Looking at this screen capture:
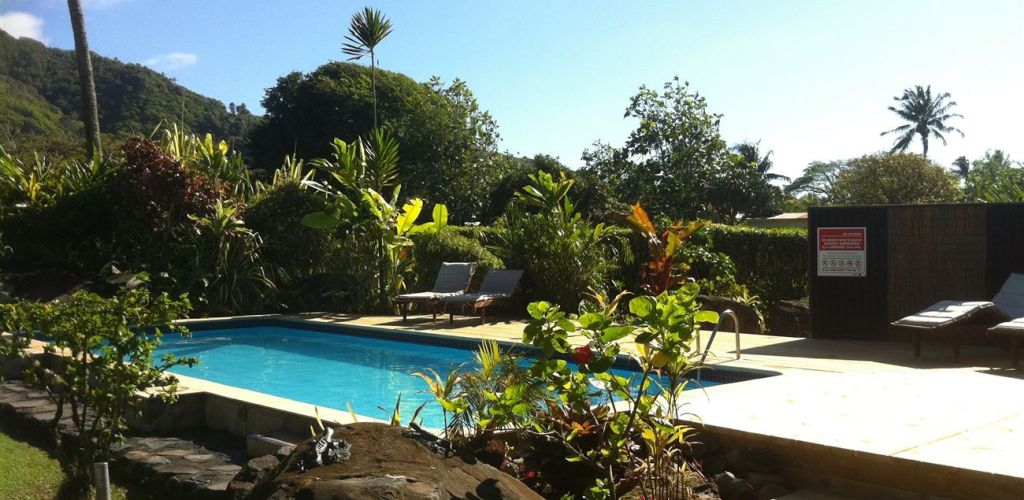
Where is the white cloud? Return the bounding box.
[0,11,46,43]
[144,52,198,71]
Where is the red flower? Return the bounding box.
[571,345,595,365]
[526,470,538,480]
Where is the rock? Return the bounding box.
[274,445,295,461]
[236,455,281,483]
[758,483,792,500]
[713,472,756,500]
[248,422,540,500]
[768,299,810,337]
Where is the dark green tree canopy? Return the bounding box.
[581,77,779,222]
[249,62,500,222]
[831,153,960,205]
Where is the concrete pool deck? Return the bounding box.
[289,313,1024,499]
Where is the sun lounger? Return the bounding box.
[988,318,1024,367]
[892,272,1024,361]
[442,269,524,324]
[394,262,475,321]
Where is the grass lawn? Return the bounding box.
[0,420,128,499]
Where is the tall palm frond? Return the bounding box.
[732,141,790,182]
[341,7,393,130]
[881,85,964,158]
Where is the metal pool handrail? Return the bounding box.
[697,309,740,364]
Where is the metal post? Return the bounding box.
[93,462,110,500]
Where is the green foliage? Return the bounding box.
[301,132,424,310]
[247,182,336,284]
[494,171,626,311]
[0,31,258,154]
[483,154,621,224]
[178,201,275,315]
[581,77,779,222]
[424,289,711,497]
[962,150,1023,202]
[785,160,844,204]
[704,224,808,304]
[831,153,960,205]
[250,63,500,222]
[0,145,109,215]
[409,229,503,291]
[0,285,194,493]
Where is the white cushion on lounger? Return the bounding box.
[443,293,511,304]
[893,300,995,328]
[395,291,463,301]
[989,317,1024,336]
[993,273,1024,319]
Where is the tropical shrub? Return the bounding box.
[247,182,336,283]
[704,224,808,304]
[108,137,221,268]
[0,285,195,496]
[301,131,427,311]
[409,229,503,291]
[424,287,717,498]
[831,153,960,205]
[493,171,625,311]
[623,203,704,294]
[176,201,275,316]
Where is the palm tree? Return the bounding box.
[881,85,963,158]
[952,156,970,181]
[342,7,393,130]
[732,142,790,182]
[66,0,102,160]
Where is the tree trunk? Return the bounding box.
[370,49,378,131]
[921,134,929,159]
[67,0,102,160]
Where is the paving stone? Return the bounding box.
[154,464,201,475]
[184,453,216,463]
[23,390,49,398]
[2,383,28,392]
[9,398,50,409]
[157,449,194,457]
[209,464,242,473]
[125,450,150,461]
[207,481,230,491]
[143,456,171,465]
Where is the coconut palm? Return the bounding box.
[732,142,790,182]
[342,7,393,130]
[881,85,963,158]
[66,0,102,160]
[952,156,970,181]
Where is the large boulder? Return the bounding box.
[247,422,541,500]
[697,295,763,334]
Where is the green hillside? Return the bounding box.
[0,31,259,155]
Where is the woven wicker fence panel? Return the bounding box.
[887,205,987,322]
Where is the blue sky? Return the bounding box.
[2,0,1022,179]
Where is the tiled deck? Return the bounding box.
[295,313,1024,500]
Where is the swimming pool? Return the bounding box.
[156,320,765,428]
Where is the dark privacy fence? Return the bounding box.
[808,204,1024,340]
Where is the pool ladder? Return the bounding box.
[696,309,741,365]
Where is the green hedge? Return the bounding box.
[410,229,503,291]
[704,224,808,304]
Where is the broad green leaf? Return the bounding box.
[300,212,342,229]
[629,296,657,317]
[694,310,720,324]
[600,325,633,343]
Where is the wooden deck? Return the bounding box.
[294,312,1024,499]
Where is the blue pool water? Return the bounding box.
[155,325,720,428]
